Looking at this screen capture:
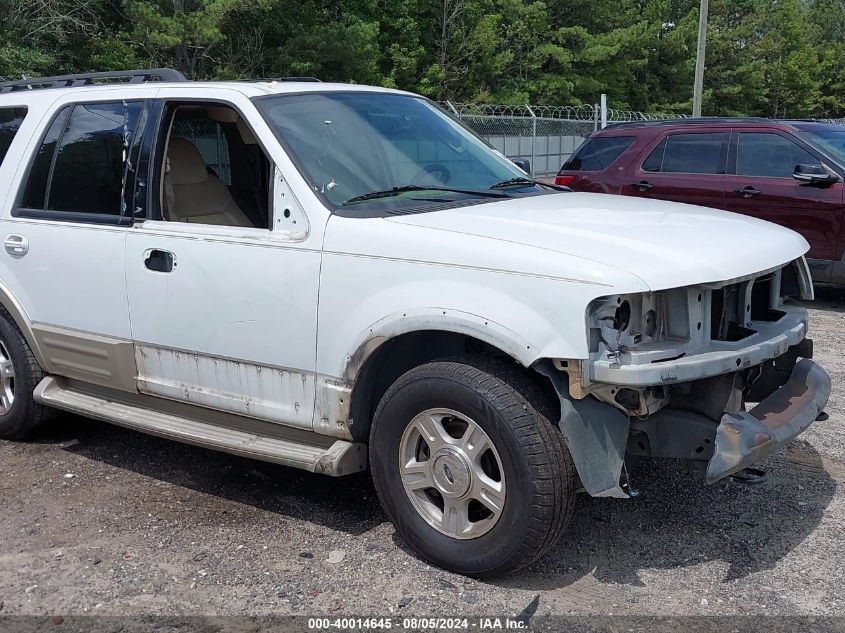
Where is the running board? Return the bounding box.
[34,376,366,476]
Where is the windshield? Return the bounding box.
[799,127,845,165]
[254,92,533,212]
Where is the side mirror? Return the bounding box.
[793,163,840,185]
[512,158,531,174]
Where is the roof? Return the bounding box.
[603,117,842,131]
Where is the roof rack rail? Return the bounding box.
[604,117,774,129]
[0,68,186,94]
[233,76,322,84]
[254,77,322,83]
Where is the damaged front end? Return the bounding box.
[541,257,831,498]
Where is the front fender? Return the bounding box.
[315,249,643,384]
[340,307,538,383]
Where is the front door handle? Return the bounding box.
[144,249,175,273]
[734,186,761,198]
[632,180,654,192]
[4,234,28,257]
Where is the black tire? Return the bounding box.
[369,356,576,577]
[0,308,52,440]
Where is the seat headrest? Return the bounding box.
[207,106,239,124]
[167,138,209,185]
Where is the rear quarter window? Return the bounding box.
[0,107,27,167]
[562,136,635,171]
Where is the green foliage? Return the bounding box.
[1,0,844,117]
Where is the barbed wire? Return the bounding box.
[443,102,845,124]
[441,101,690,122]
[443,103,596,120]
[605,108,691,121]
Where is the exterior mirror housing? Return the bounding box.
[793,163,840,185]
[512,158,531,174]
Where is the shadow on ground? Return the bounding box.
[496,440,836,590]
[34,414,385,537]
[809,285,845,313]
[32,412,836,590]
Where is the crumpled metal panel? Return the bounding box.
[538,365,631,498]
[707,358,831,483]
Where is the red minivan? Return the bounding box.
[555,119,845,284]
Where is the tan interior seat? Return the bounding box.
[164,138,253,227]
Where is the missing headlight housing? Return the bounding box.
[586,257,809,359]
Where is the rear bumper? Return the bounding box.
[706,358,831,483]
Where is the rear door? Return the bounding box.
[0,96,152,391]
[724,129,844,277]
[556,134,637,193]
[623,130,728,209]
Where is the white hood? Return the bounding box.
[386,192,810,291]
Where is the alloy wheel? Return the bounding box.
[398,408,506,539]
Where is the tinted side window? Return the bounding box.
[642,138,666,172]
[563,136,635,171]
[21,102,142,216]
[50,103,142,214]
[736,132,819,178]
[0,107,27,166]
[21,108,71,210]
[643,133,724,174]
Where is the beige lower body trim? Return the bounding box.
[32,324,137,392]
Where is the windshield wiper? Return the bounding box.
[489,177,570,191]
[342,185,511,206]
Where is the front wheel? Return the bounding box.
[369,357,575,577]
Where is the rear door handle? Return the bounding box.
[144,249,175,273]
[734,186,761,198]
[632,180,654,192]
[4,234,28,257]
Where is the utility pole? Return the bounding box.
[600,93,607,129]
[692,0,709,117]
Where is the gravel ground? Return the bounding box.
[1,290,844,620]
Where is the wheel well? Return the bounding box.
[348,330,559,441]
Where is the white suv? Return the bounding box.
[0,69,830,577]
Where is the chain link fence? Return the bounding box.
[443,101,689,177]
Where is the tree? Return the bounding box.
[756,0,821,117]
[806,0,845,117]
[0,0,105,78]
[0,0,843,117]
[123,0,264,79]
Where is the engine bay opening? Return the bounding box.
[581,258,813,392]
[750,274,786,323]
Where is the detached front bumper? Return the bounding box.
[706,358,831,482]
[543,345,830,498]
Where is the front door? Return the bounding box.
[724,130,845,281]
[124,94,321,430]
